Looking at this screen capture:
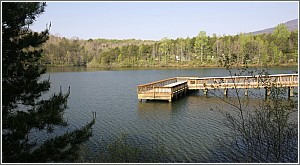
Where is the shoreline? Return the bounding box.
[45,63,298,69]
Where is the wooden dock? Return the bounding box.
[137,74,298,102]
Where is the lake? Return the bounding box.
[41,66,298,162]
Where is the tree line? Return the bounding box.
[41,24,298,68]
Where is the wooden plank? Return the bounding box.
[164,81,187,87]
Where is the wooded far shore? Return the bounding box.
[41,23,298,69]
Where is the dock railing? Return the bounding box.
[137,77,177,94]
[187,74,298,90]
[137,74,298,101]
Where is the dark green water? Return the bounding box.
[39,66,297,162]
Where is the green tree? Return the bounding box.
[185,36,193,62]
[159,37,171,65]
[256,36,267,65]
[244,39,257,64]
[268,42,279,64]
[2,2,94,162]
[177,37,185,62]
[272,23,291,53]
[236,33,249,64]
[288,30,298,63]
[194,31,208,63]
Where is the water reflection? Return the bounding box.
[138,101,173,120]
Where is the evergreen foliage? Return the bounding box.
[2,2,94,162]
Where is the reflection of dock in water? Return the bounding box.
[137,101,173,120]
[138,101,173,111]
[137,74,298,102]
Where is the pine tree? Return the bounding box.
[2,2,94,162]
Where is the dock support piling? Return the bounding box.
[204,89,208,96]
[245,88,248,96]
[92,111,96,120]
[288,87,294,97]
[265,87,271,98]
[224,88,228,97]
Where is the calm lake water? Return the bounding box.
[41,66,298,162]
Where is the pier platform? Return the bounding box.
[137,74,298,102]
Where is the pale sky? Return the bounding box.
[30,1,299,40]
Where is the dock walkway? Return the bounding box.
[137,74,298,102]
[164,81,186,87]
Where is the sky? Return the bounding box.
[30,1,299,41]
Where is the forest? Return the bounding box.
[41,23,298,68]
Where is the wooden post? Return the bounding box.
[288,87,294,97]
[265,87,270,98]
[279,76,282,87]
[92,111,96,120]
[224,88,228,97]
[245,88,248,96]
[204,88,208,96]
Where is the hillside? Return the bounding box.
[250,19,298,35]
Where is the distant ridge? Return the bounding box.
[248,19,298,35]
